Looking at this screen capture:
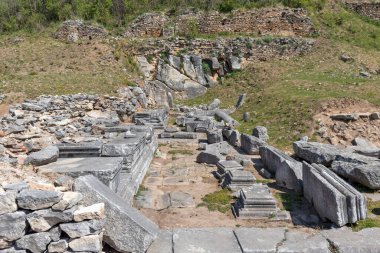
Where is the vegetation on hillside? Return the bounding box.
[0,0,324,33]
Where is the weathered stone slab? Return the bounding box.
[0,191,17,215]
[278,231,330,253]
[234,227,285,253]
[74,175,158,253]
[241,134,267,155]
[331,153,380,190]
[147,230,173,253]
[17,190,63,210]
[173,228,241,253]
[303,162,366,226]
[0,211,26,242]
[322,227,380,253]
[39,157,123,192]
[170,192,195,208]
[259,146,302,192]
[293,141,345,166]
[24,146,59,166]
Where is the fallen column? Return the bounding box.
[302,162,366,226]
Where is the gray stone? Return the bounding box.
[52,192,83,211]
[278,231,330,253]
[2,182,28,192]
[243,112,250,122]
[68,234,102,252]
[147,230,172,253]
[26,208,74,232]
[323,228,380,253]
[183,55,197,81]
[191,55,207,86]
[234,227,285,253]
[235,93,246,109]
[352,137,377,148]
[252,126,269,142]
[196,149,224,165]
[227,56,241,71]
[136,56,154,80]
[241,134,267,155]
[0,247,26,253]
[74,175,158,253]
[370,112,380,120]
[228,130,240,147]
[293,141,345,166]
[16,232,52,253]
[168,55,182,71]
[222,170,256,191]
[47,240,68,253]
[24,146,59,166]
[207,98,221,110]
[173,228,241,253]
[206,129,223,144]
[48,226,61,242]
[331,153,380,189]
[216,160,243,179]
[331,113,360,121]
[21,103,43,111]
[17,190,63,210]
[0,212,26,242]
[215,109,239,127]
[303,162,366,226]
[73,203,105,222]
[0,192,17,215]
[259,146,302,192]
[172,132,197,139]
[60,220,105,238]
[170,192,195,208]
[38,157,123,192]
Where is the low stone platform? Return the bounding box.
[133,108,168,129]
[215,160,243,179]
[38,157,123,192]
[233,184,288,220]
[57,141,102,158]
[222,170,256,191]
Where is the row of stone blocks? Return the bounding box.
[0,181,105,253]
[147,227,380,253]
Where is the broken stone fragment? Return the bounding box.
[0,211,26,242]
[68,234,103,252]
[47,239,68,253]
[60,219,105,238]
[24,146,59,166]
[73,203,105,222]
[0,191,17,215]
[26,207,75,232]
[252,126,269,142]
[17,189,63,210]
[52,192,82,211]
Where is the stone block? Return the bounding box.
[47,240,68,253]
[206,129,223,144]
[24,146,59,166]
[60,220,105,238]
[26,208,74,232]
[74,175,158,253]
[68,234,103,252]
[173,228,241,253]
[147,230,173,253]
[0,191,17,215]
[252,126,269,142]
[17,190,63,210]
[277,231,330,253]
[259,146,302,192]
[234,227,285,253]
[241,134,267,155]
[0,212,26,242]
[73,203,105,222]
[293,141,345,166]
[16,232,52,253]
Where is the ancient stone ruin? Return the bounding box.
[53,20,108,42]
[345,1,380,21]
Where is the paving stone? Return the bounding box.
[173,228,241,253]
[16,232,52,253]
[323,227,380,253]
[60,219,105,238]
[38,157,124,192]
[17,189,63,210]
[147,230,173,253]
[47,240,68,253]
[234,227,285,253]
[277,231,330,253]
[0,211,26,241]
[73,203,105,222]
[170,192,195,208]
[68,234,102,252]
[52,192,83,211]
[74,175,158,253]
[0,191,17,215]
[163,176,189,186]
[26,207,74,232]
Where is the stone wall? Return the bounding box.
[54,20,108,42]
[125,8,315,38]
[345,1,380,20]
[0,182,105,252]
[133,37,315,61]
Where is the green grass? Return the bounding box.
[198,189,233,213]
[352,200,380,231]
[256,179,276,184]
[275,192,303,211]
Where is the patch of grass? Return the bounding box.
[275,192,303,211]
[352,200,380,231]
[256,179,275,184]
[198,189,233,213]
[135,184,148,198]
[168,149,194,156]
